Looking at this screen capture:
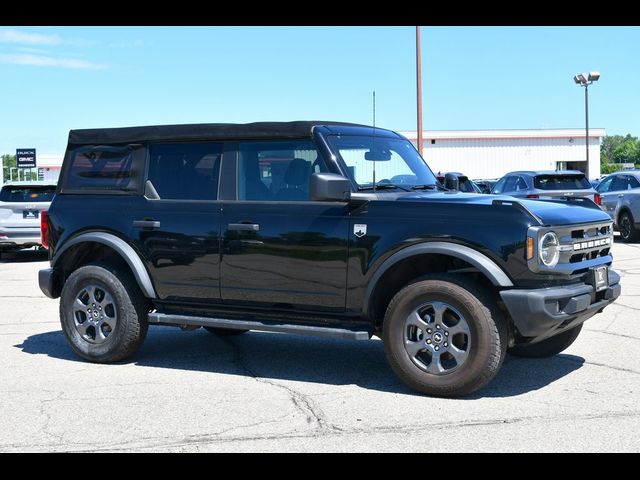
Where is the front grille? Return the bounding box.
[528,221,613,275]
[559,223,612,266]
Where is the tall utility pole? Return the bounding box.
[416,26,423,155]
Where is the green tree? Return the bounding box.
[600,163,625,174]
[600,134,640,174]
[613,137,640,165]
[600,135,626,163]
[1,154,16,182]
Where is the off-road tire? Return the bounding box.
[383,274,508,397]
[60,262,148,363]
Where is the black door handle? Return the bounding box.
[133,220,161,229]
[228,223,260,232]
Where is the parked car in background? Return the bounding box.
[490,170,597,201]
[0,181,56,258]
[436,172,482,193]
[473,179,498,194]
[595,170,640,242]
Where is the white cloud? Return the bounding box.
[15,46,50,55]
[0,53,107,70]
[0,29,61,46]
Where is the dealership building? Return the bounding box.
[400,128,605,181]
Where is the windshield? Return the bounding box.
[326,134,438,188]
[533,174,591,190]
[0,185,56,202]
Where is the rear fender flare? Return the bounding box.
[52,231,156,298]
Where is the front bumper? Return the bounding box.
[500,269,621,344]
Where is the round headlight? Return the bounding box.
[539,232,560,267]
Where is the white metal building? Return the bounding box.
[399,128,605,180]
[35,154,63,182]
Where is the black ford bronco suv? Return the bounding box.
[39,121,621,397]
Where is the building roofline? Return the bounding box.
[399,128,606,141]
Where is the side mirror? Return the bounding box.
[310,173,351,202]
[444,173,459,191]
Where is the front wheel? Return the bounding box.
[509,324,583,358]
[60,263,149,363]
[383,275,508,397]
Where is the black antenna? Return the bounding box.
[372,90,376,192]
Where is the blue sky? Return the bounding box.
[1,26,639,155]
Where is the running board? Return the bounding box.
[148,313,371,341]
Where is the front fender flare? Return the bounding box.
[363,241,513,316]
[52,231,157,299]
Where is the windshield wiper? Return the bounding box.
[358,183,412,192]
[411,184,447,191]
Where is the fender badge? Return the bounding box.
[354,224,367,238]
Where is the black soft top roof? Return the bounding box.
[67,121,377,145]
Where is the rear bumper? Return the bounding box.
[500,269,621,344]
[39,268,61,299]
[0,227,41,248]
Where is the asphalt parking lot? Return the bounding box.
[1,241,639,452]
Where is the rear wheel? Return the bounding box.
[509,324,583,358]
[618,211,640,242]
[203,326,249,336]
[60,263,149,363]
[383,275,508,397]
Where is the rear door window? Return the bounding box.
[533,174,591,190]
[62,145,144,193]
[0,185,56,202]
[147,143,222,200]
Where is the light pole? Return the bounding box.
[573,71,600,167]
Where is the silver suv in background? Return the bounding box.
[491,170,597,201]
[595,170,640,242]
[0,181,56,257]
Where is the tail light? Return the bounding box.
[40,210,50,249]
[594,193,602,206]
[526,194,539,199]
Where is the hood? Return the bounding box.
[395,192,611,226]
